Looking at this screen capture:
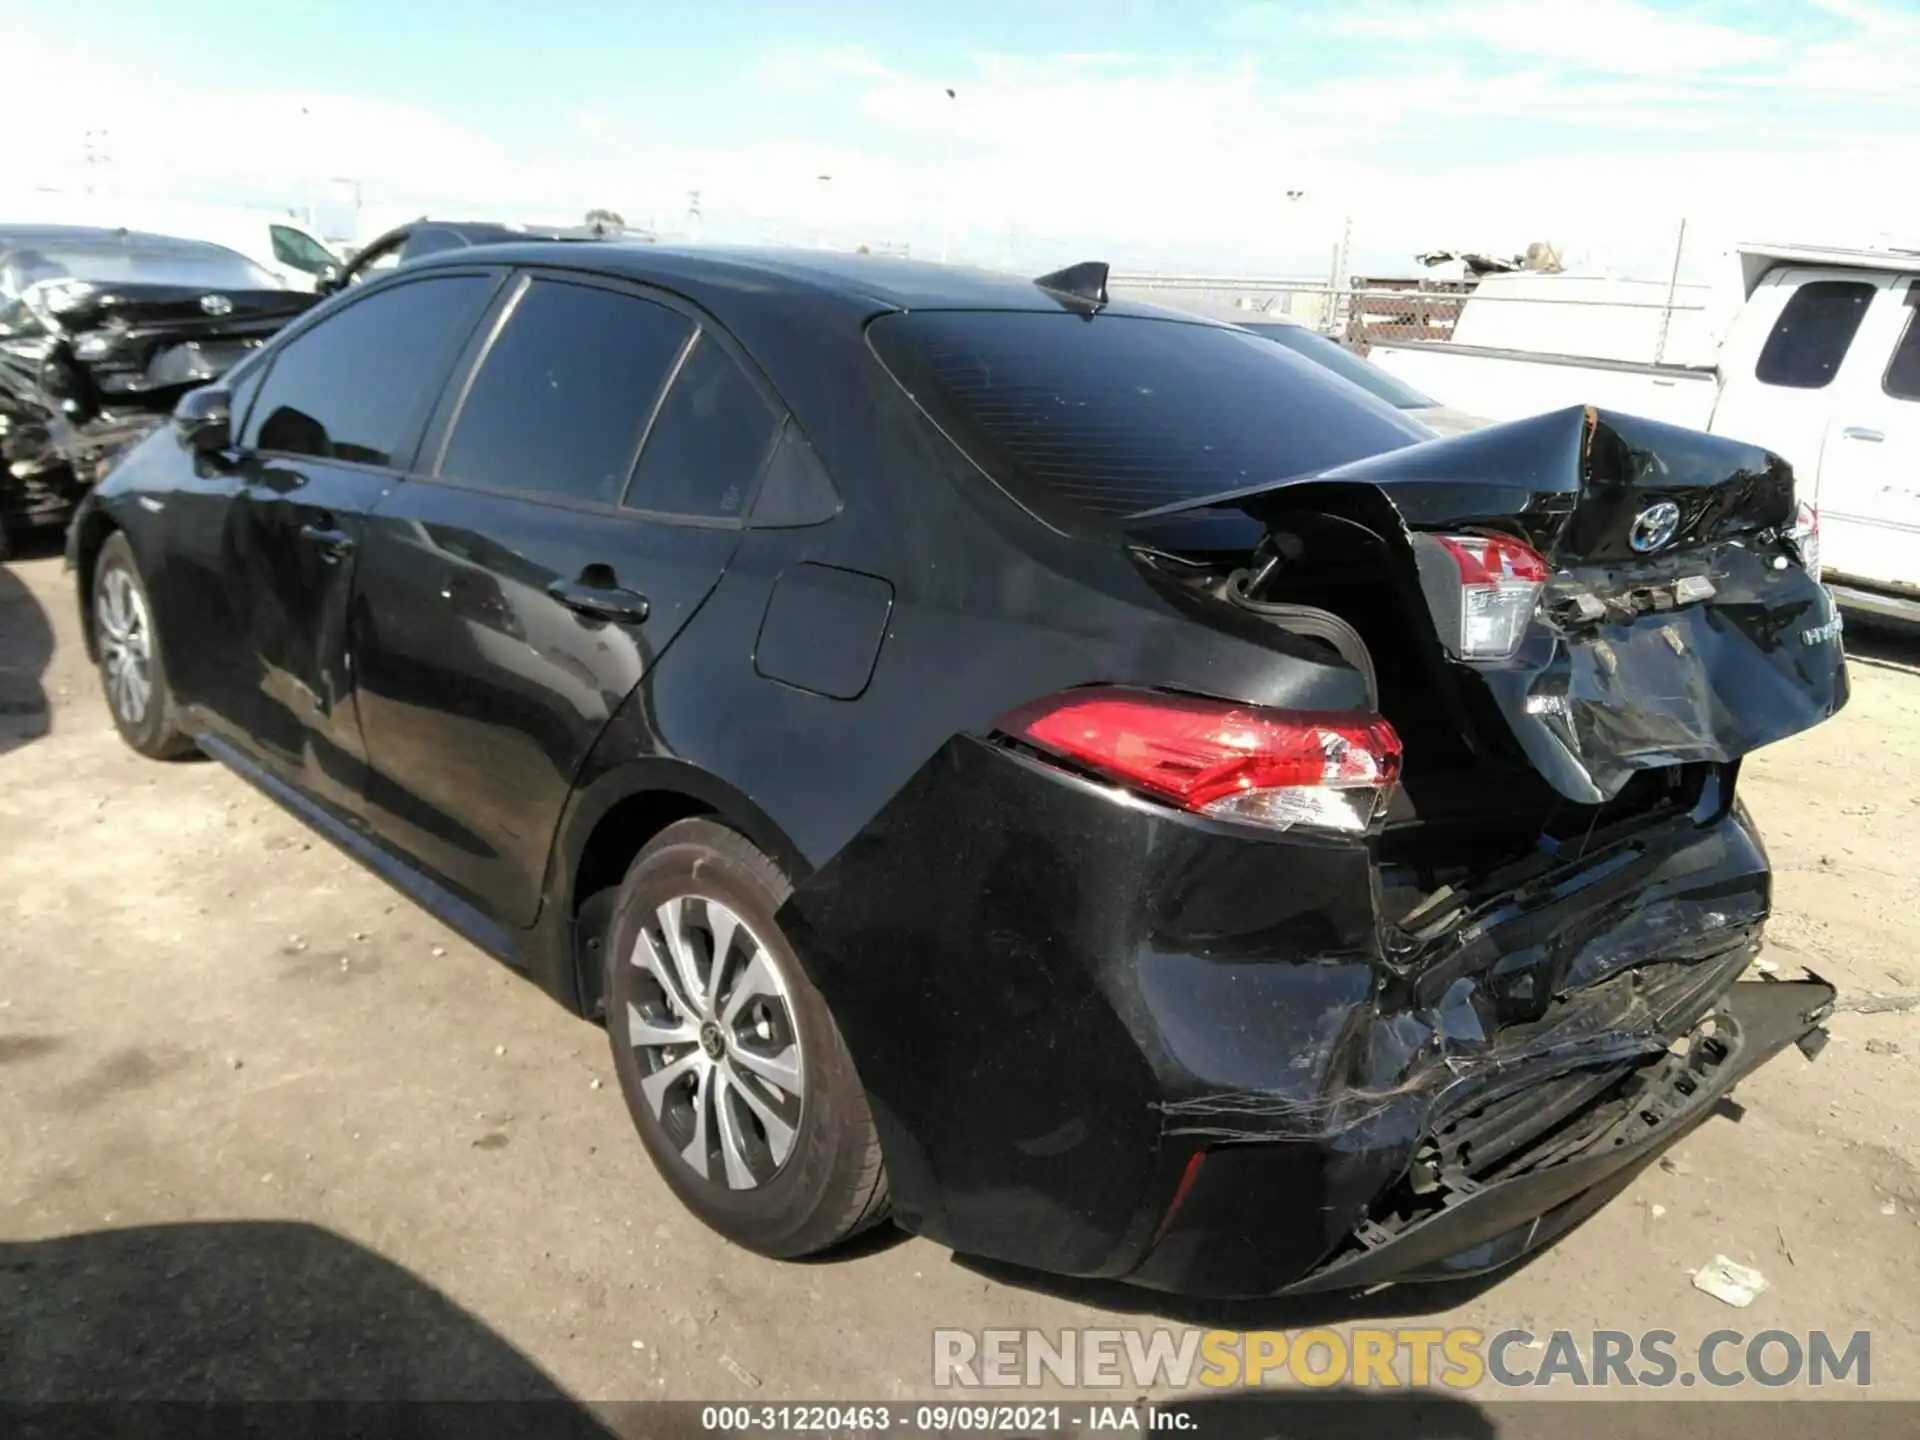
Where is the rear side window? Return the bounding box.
[270,225,336,274]
[1755,280,1874,390]
[1884,286,1920,402]
[868,311,1428,528]
[439,279,692,506]
[1247,323,1437,410]
[626,333,782,519]
[405,227,471,259]
[245,274,493,466]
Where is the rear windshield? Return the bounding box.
[1239,322,1438,410]
[0,240,281,295]
[869,310,1428,528]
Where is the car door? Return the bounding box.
[351,271,784,923]
[268,222,342,292]
[1806,276,1920,590]
[1710,269,1895,492]
[194,270,500,805]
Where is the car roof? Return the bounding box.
[0,224,245,258]
[410,220,581,244]
[406,241,1223,321]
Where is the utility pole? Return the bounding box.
[939,87,957,264]
[82,129,111,195]
[1329,212,1354,339]
[329,177,363,245]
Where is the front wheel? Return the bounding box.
[92,531,195,759]
[605,818,889,1257]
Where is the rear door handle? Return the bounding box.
[1842,426,1885,442]
[298,523,356,563]
[547,578,650,624]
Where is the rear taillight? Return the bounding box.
[1001,687,1401,834]
[1790,500,1820,577]
[1430,533,1549,660]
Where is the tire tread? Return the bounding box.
[94,531,196,761]
[617,819,891,1253]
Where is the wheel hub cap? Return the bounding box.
[96,567,154,726]
[624,895,805,1191]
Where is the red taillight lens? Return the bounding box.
[1002,687,1401,834]
[1431,532,1549,660]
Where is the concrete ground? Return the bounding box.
[3,541,1918,1417]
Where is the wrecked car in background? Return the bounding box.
[70,248,1843,1297]
[320,216,641,294]
[0,225,314,554]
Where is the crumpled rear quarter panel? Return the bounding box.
[784,737,1782,1293]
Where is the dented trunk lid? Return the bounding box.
[1130,405,1849,803]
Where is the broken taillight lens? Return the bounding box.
[1001,687,1402,834]
[1790,500,1820,578]
[1431,532,1550,660]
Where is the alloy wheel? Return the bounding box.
[625,894,805,1190]
[97,567,153,726]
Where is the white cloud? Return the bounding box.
[1321,0,1783,74]
[4,4,1915,280]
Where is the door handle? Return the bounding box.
[1842,426,1885,442]
[547,578,650,624]
[298,523,356,563]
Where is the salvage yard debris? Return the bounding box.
[1692,1256,1770,1308]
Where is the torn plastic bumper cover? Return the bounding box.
[1273,974,1833,1293]
[785,735,1833,1298]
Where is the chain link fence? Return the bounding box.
[1109,273,1476,348]
[1107,218,1720,361]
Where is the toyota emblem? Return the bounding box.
[199,293,234,317]
[1629,500,1682,553]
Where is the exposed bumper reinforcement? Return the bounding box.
[1279,976,1835,1294]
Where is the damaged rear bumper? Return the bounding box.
[1277,975,1832,1293]
[786,738,1830,1298]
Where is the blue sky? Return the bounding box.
[5,1,1918,275]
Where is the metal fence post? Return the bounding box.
[1654,217,1688,365]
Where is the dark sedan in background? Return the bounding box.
[67,245,1841,1296]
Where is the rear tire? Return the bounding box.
[605,818,890,1257]
[92,531,195,760]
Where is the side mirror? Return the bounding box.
[172,386,231,455]
[315,260,346,295]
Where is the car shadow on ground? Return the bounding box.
[0,1219,615,1433]
[0,533,58,758]
[1843,617,1920,676]
[949,1225,1570,1334]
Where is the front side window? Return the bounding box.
[244,274,493,466]
[626,333,782,519]
[438,279,692,505]
[1755,280,1875,390]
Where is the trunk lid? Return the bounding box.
[1127,405,1848,805]
[27,281,317,334]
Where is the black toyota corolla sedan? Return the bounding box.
[68,244,1844,1297]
